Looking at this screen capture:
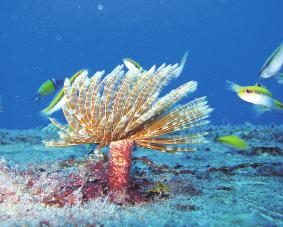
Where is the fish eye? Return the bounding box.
[245,89,252,94]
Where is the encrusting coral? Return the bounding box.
[43,54,212,202]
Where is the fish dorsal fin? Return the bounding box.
[253,85,273,97]
[255,83,264,87]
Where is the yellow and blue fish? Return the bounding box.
[34,78,62,102]
[42,53,188,117]
[227,81,283,115]
[41,70,87,116]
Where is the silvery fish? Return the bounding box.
[259,43,283,79]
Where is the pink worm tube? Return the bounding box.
[108,140,134,195]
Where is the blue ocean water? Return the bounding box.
[1,2,283,225]
[0,0,282,129]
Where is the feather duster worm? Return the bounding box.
[44,57,213,201]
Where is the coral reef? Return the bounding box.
[0,124,283,225]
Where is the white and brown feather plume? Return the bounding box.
[44,60,212,153]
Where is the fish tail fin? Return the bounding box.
[33,94,41,102]
[226,80,243,92]
[39,95,65,118]
[39,108,51,118]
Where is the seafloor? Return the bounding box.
[0,124,283,226]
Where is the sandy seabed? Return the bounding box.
[0,124,282,226]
